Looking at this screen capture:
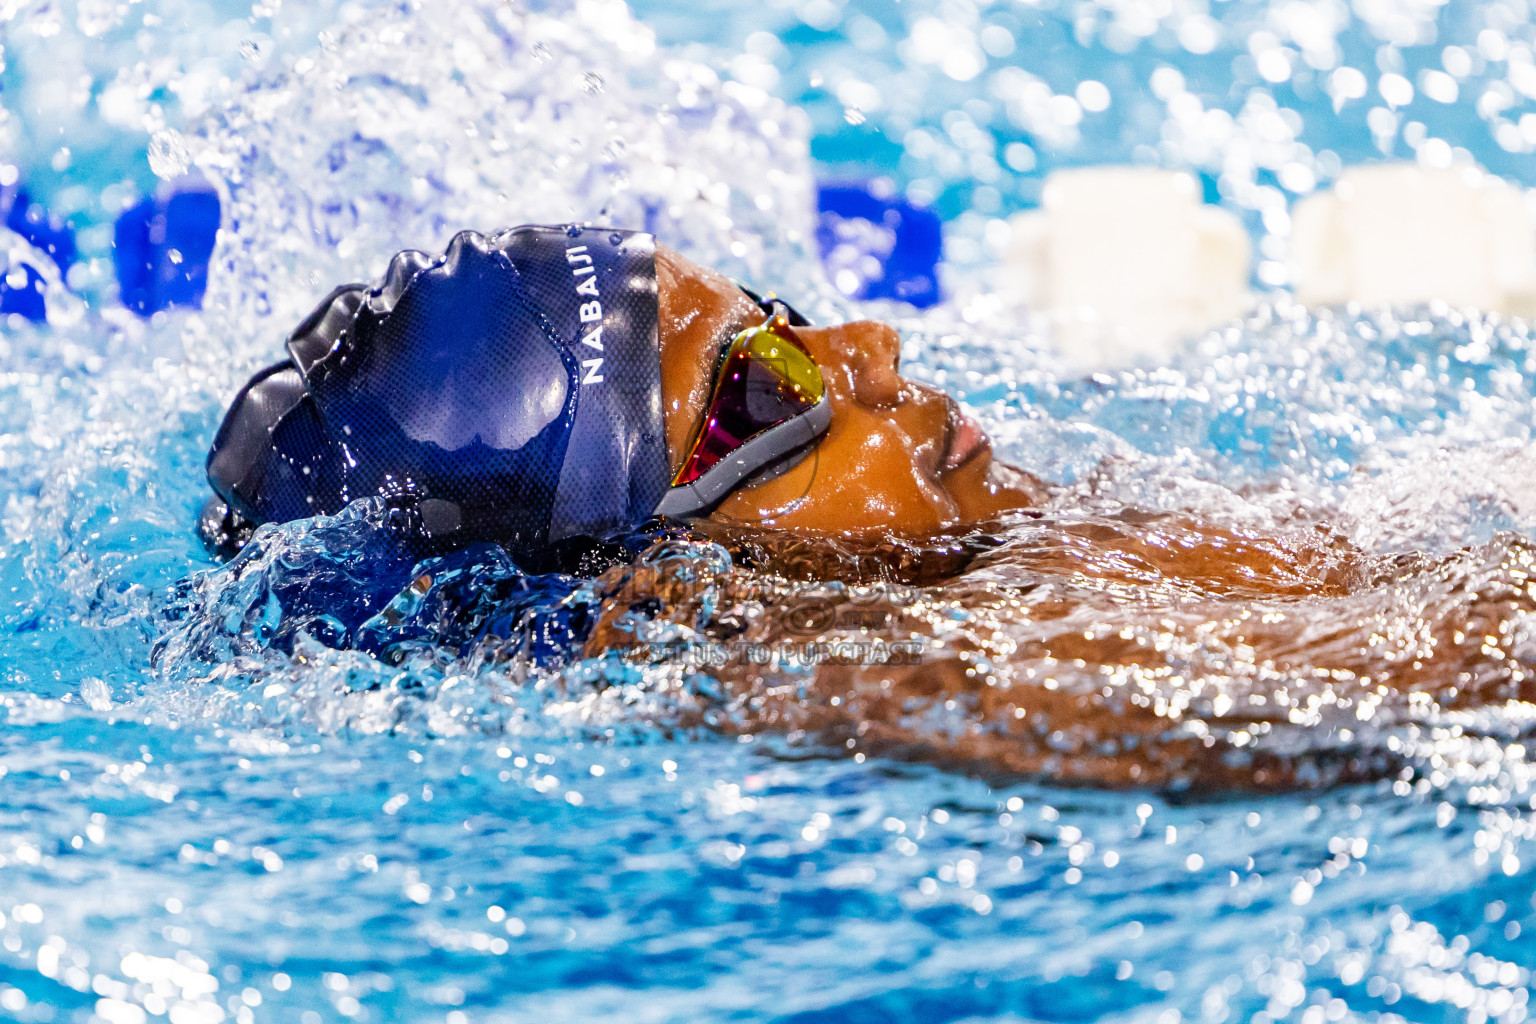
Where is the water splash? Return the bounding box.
[2,0,1535,1021]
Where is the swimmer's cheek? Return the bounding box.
[710,458,820,523]
[714,467,949,534]
[715,413,956,534]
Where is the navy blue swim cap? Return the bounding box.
[205,225,667,561]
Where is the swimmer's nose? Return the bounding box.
[808,319,903,407]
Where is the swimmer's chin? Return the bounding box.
[939,448,1051,524]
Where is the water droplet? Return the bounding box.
[566,225,583,238]
[581,71,604,95]
[147,129,190,179]
[529,42,550,63]
[239,39,260,63]
[609,233,623,245]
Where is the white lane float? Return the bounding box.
[1003,167,1253,371]
[1290,163,1536,318]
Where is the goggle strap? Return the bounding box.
[653,395,831,517]
[733,281,813,327]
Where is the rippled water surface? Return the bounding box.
[4,0,1536,1022]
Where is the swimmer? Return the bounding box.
[200,224,1046,559]
[202,225,1536,790]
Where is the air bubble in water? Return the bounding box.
[147,129,191,179]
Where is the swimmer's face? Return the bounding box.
[656,246,1043,536]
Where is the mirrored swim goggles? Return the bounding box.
[654,291,831,517]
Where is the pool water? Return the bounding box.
[3,0,1536,1022]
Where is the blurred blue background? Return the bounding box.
[6,0,1536,315]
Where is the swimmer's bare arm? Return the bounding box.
[576,538,1373,790]
[734,658,1362,790]
[580,514,1536,789]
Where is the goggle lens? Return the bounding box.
[672,316,825,487]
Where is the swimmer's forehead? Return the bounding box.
[655,243,762,380]
[654,245,766,471]
[655,243,761,340]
